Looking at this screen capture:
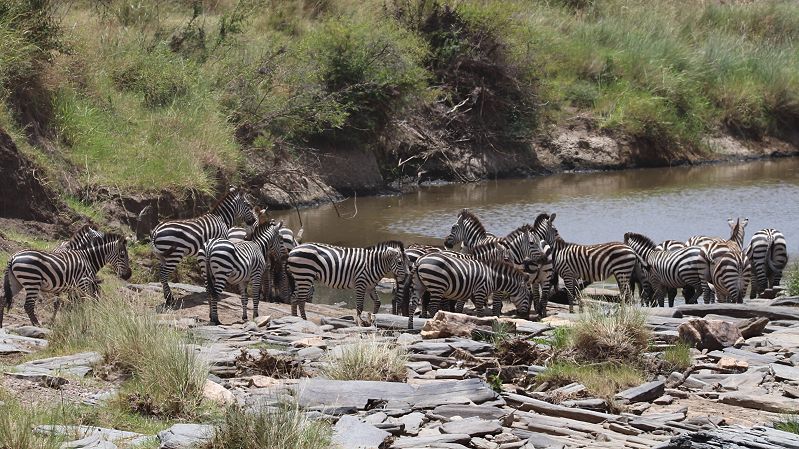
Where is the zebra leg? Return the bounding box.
[290,281,311,320]
[158,255,182,307]
[752,262,767,298]
[354,282,367,327]
[454,299,466,314]
[564,277,576,314]
[23,288,41,327]
[369,288,381,314]
[702,282,714,304]
[491,292,504,317]
[252,272,263,319]
[616,275,632,305]
[473,291,488,317]
[239,284,249,321]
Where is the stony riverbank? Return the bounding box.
[3,282,799,449]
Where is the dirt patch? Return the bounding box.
[1,374,117,408]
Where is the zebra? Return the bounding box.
[264,223,304,304]
[407,253,532,329]
[151,187,257,306]
[444,209,502,253]
[286,241,407,325]
[227,227,251,241]
[652,240,696,305]
[393,243,443,316]
[204,221,285,325]
[624,233,711,307]
[1,233,132,327]
[54,225,104,253]
[687,218,750,303]
[529,214,557,317]
[747,228,789,298]
[540,213,638,312]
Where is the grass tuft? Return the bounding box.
[785,263,799,297]
[537,361,645,399]
[207,404,331,449]
[775,414,799,435]
[0,400,60,449]
[572,304,650,363]
[321,334,408,382]
[663,340,693,371]
[48,289,208,418]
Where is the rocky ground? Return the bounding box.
[3,284,799,449]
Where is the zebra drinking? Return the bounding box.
[540,213,637,312]
[747,228,789,298]
[151,187,257,306]
[286,241,407,325]
[1,233,132,327]
[204,221,285,325]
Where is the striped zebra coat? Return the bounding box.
[686,218,750,303]
[542,213,638,312]
[287,241,407,325]
[624,233,711,307]
[264,224,304,304]
[747,228,789,298]
[54,225,104,253]
[408,253,532,329]
[1,234,131,327]
[151,187,257,306]
[653,240,696,305]
[530,214,558,317]
[394,243,443,316]
[204,221,285,325]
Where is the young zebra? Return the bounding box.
[542,213,638,312]
[53,225,104,253]
[686,218,749,303]
[286,241,407,325]
[624,233,710,307]
[1,233,131,327]
[204,221,285,325]
[747,228,789,298]
[407,254,532,329]
[151,187,257,306]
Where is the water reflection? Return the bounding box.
[272,158,799,256]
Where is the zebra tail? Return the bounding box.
[399,267,416,316]
[3,263,12,311]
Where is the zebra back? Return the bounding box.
[54,225,104,253]
[656,240,686,251]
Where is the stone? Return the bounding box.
[406,361,433,374]
[363,412,387,425]
[435,369,469,379]
[291,337,326,348]
[391,433,471,448]
[6,371,68,388]
[421,311,510,339]
[717,356,749,370]
[393,412,425,435]
[158,424,215,449]
[9,325,51,339]
[719,389,799,413]
[397,333,422,345]
[772,363,799,382]
[430,405,508,421]
[678,319,742,351]
[250,375,281,388]
[738,317,769,339]
[653,395,674,405]
[0,343,28,354]
[296,346,325,360]
[254,315,271,327]
[35,425,149,447]
[15,351,101,378]
[332,415,391,449]
[203,379,234,405]
[615,380,665,403]
[441,418,502,436]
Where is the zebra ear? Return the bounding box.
[741,217,749,226]
[229,186,237,193]
[727,217,735,227]
[549,212,557,223]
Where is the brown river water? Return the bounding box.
[272,158,799,307]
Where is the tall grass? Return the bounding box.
[785,263,799,297]
[663,340,693,371]
[537,362,645,399]
[48,289,208,418]
[571,304,650,363]
[0,400,60,449]
[207,404,331,449]
[321,335,408,382]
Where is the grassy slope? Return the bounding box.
[1,0,798,201]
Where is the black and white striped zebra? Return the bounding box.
[286,241,407,325]
[529,214,557,317]
[747,228,789,298]
[393,243,443,316]
[624,233,711,307]
[204,221,285,325]
[151,187,257,306]
[541,213,638,312]
[444,209,502,253]
[407,253,532,328]
[265,223,304,304]
[652,240,696,305]
[54,225,104,253]
[687,218,750,303]
[1,233,132,327]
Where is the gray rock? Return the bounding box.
[6,371,68,388]
[615,380,665,403]
[9,325,51,339]
[158,424,215,449]
[15,352,101,378]
[297,346,325,361]
[405,361,432,374]
[0,343,28,355]
[430,405,507,420]
[391,433,471,448]
[434,368,468,379]
[393,412,425,435]
[332,415,391,449]
[35,425,149,447]
[441,417,502,436]
[719,389,799,413]
[772,363,799,382]
[60,434,120,449]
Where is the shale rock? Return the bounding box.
[678,319,742,351]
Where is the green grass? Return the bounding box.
[785,263,799,297]
[321,335,408,382]
[48,288,208,418]
[63,196,105,223]
[0,398,60,449]
[207,404,332,449]
[663,340,693,371]
[571,303,650,363]
[537,361,645,399]
[775,414,799,435]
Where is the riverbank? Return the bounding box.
[2,283,799,448]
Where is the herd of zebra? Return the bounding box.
[0,187,790,329]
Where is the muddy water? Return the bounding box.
[273,158,799,307]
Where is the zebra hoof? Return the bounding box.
[210,318,221,326]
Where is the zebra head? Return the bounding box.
[253,220,286,259]
[103,234,133,281]
[726,217,749,249]
[444,209,485,250]
[542,212,560,246]
[215,187,259,227]
[376,240,407,282]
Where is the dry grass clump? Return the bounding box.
[207,404,331,449]
[321,335,408,382]
[537,362,645,400]
[48,289,208,418]
[571,304,650,363]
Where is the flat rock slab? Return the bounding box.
[8,325,52,339]
[430,404,507,421]
[657,424,799,449]
[61,435,120,449]
[158,424,215,449]
[391,433,471,448]
[296,378,496,412]
[333,415,391,449]
[706,347,778,366]
[676,303,799,321]
[15,352,101,377]
[5,371,68,388]
[0,342,28,354]
[772,363,799,382]
[616,380,665,403]
[35,425,149,447]
[409,339,493,356]
[441,418,502,436]
[719,389,799,413]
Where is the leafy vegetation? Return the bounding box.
[321,334,408,382]
[0,398,60,449]
[775,414,799,435]
[207,404,332,449]
[2,0,799,201]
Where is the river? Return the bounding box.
[272,158,799,307]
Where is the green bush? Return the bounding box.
[663,340,693,371]
[111,45,197,108]
[208,404,332,449]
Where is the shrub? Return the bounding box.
[571,304,650,363]
[111,45,196,108]
[321,335,408,382]
[537,361,645,399]
[207,404,331,449]
[663,340,693,371]
[49,289,208,418]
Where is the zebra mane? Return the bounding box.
[624,232,656,251]
[367,240,406,253]
[458,209,487,235]
[505,224,531,240]
[209,187,238,214]
[69,224,99,238]
[532,213,550,232]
